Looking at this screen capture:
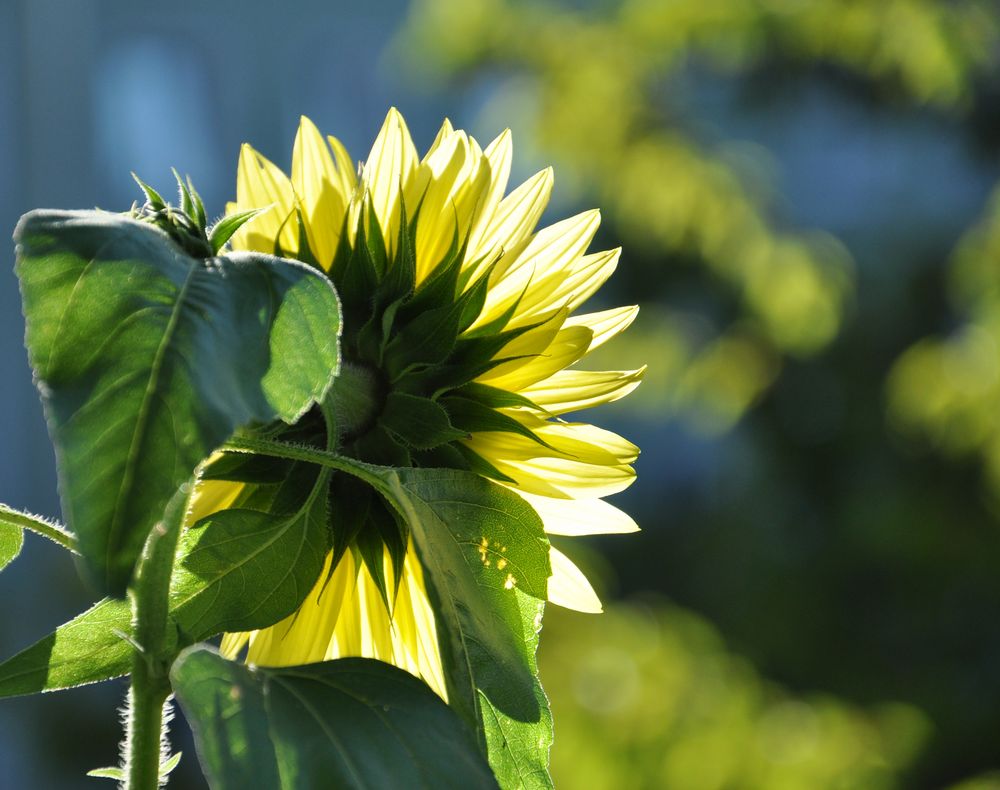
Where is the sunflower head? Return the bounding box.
[213,107,641,657]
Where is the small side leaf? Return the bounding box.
[0,522,24,573]
[171,647,498,790]
[169,468,331,641]
[0,598,136,697]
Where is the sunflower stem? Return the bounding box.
[125,481,192,789]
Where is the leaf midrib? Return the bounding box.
[105,259,198,582]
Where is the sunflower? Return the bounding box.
[195,109,642,700]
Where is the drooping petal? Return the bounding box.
[512,489,640,536]
[547,546,603,613]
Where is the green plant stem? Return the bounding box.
[125,482,192,790]
[0,504,79,553]
[224,435,390,494]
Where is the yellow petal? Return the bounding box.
[520,367,646,415]
[292,116,349,269]
[468,447,636,499]
[361,107,418,253]
[512,488,639,536]
[326,134,357,195]
[234,144,298,255]
[547,546,602,613]
[412,130,492,282]
[478,325,593,391]
[466,167,553,286]
[186,479,242,525]
[565,305,640,353]
[465,129,513,270]
[482,210,601,328]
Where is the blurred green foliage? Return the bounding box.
[889,187,1000,504]
[401,0,997,432]
[398,0,1000,787]
[540,599,931,790]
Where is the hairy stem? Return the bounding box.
[125,482,192,790]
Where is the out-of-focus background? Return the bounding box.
[2,0,1000,787]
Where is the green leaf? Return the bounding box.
[0,598,137,697]
[15,210,341,592]
[381,468,553,789]
[327,460,553,788]
[169,466,331,641]
[88,751,181,782]
[0,522,24,573]
[171,647,498,790]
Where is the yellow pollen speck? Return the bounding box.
[504,573,517,590]
[497,558,508,570]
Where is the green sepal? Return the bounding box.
[380,392,468,450]
[0,598,140,697]
[327,473,371,572]
[443,396,552,448]
[353,498,407,609]
[375,197,418,310]
[453,382,544,412]
[130,173,166,210]
[383,299,468,381]
[208,207,270,254]
[171,647,499,790]
[349,424,412,468]
[454,444,519,484]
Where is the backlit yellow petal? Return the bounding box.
[520,367,646,415]
[412,130,492,282]
[234,144,298,255]
[326,134,357,195]
[361,107,418,253]
[512,489,639,536]
[479,210,601,329]
[478,325,593,391]
[565,305,640,353]
[292,115,349,269]
[467,167,553,280]
[186,479,242,525]
[547,546,603,613]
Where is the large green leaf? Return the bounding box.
[171,647,498,790]
[0,598,136,697]
[169,465,331,641]
[14,210,341,592]
[380,468,554,789]
[310,457,554,789]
